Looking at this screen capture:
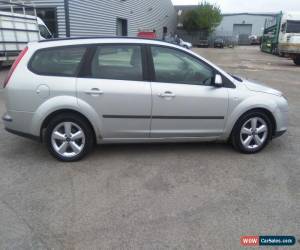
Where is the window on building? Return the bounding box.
[116,18,128,36]
[36,8,58,38]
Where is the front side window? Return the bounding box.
[39,24,52,39]
[30,46,86,76]
[90,45,143,81]
[151,46,214,85]
[286,20,300,33]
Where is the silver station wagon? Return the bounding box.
[2,37,288,161]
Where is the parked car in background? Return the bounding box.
[2,37,288,161]
[249,35,261,45]
[198,39,209,48]
[179,39,192,49]
[214,38,225,48]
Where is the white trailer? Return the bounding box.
[0,0,52,66]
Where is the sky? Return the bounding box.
[171,0,300,13]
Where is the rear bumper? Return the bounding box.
[2,111,40,141]
[5,127,40,141]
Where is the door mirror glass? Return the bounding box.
[214,74,223,87]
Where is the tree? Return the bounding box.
[183,1,222,34]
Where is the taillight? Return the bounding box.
[3,46,28,88]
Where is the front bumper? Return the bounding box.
[279,44,300,54]
[273,129,287,139]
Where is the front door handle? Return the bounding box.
[158,91,176,98]
[85,88,104,96]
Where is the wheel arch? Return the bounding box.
[40,109,97,143]
[230,108,277,138]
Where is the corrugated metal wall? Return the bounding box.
[215,14,273,37]
[31,0,176,39]
[31,0,66,37]
[68,0,176,38]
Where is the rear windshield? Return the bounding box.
[29,46,86,76]
[287,20,300,33]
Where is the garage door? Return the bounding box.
[233,24,252,45]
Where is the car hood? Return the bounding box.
[243,79,283,97]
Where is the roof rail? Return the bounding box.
[39,36,161,43]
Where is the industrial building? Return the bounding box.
[3,0,176,39]
[175,5,276,45]
[214,13,277,44]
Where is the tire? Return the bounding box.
[293,57,300,66]
[45,113,95,162]
[231,111,273,154]
[271,44,279,55]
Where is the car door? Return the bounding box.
[77,44,152,139]
[149,45,229,138]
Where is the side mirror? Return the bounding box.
[214,74,223,87]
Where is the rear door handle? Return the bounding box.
[85,88,104,96]
[158,91,176,98]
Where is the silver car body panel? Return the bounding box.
[2,38,288,144]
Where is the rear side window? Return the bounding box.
[29,46,86,76]
[90,45,143,81]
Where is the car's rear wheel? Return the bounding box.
[231,111,272,154]
[45,113,94,161]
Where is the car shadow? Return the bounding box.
[92,141,234,156]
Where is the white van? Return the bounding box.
[0,10,52,65]
[278,12,300,65]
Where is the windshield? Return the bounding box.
[286,20,300,33]
[39,24,52,39]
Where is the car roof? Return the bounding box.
[31,37,178,50]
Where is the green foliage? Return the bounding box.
[183,1,222,34]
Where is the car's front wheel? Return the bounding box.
[231,111,272,154]
[45,113,94,161]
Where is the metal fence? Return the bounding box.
[175,29,239,47]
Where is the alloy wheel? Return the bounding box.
[240,117,268,150]
[51,122,86,158]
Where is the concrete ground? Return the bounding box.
[0,46,299,249]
